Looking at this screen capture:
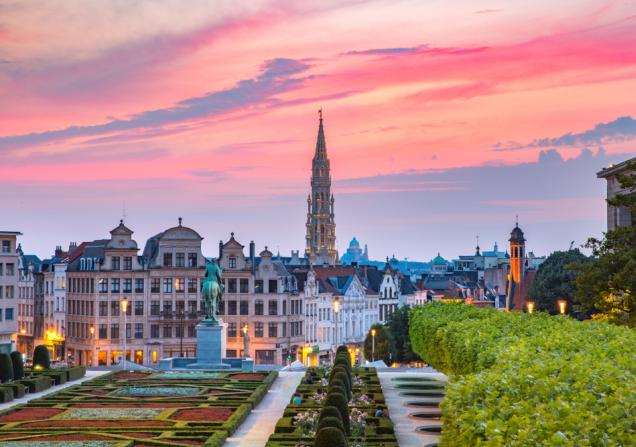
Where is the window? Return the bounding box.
[228,279,237,293]
[268,279,277,294]
[176,253,185,267]
[255,322,264,338]
[163,301,173,314]
[111,301,120,317]
[134,323,143,338]
[175,278,185,293]
[282,322,287,337]
[176,300,185,313]
[150,324,160,338]
[5,286,14,299]
[240,300,249,315]
[111,278,120,293]
[150,300,160,316]
[188,300,197,313]
[123,256,132,270]
[99,324,107,339]
[99,301,108,316]
[240,279,249,293]
[268,322,278,338]
[269,300,278,316]
[188,325,196,337]
[111,323,120,339]
[123,278,132,293]
[255,299,264,315]
[151,278,160,293]
[218,300,225,315]
[163,253,172,267]
[282,300,287,315]
[135,300,144,316]
[163,326,172,338]
[227,322,237,337]
[163,278,173,293]
[227,301,237,315]
[111,257,120,270]
[126,323,131,339]
[254,280,263,294]
[5,308,13,321]
[229,257,237,269]
[1,240,10,253]
[188,253,197,267]
[175,325,183,338]
[6,263,14,276]
[0,264,3,275]
[188,278,197,293]
[135,278,144,293]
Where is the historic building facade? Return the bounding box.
[597,156,635,231]
[216,234,305,365]
[0,231,21,354]
[305,111,339,266]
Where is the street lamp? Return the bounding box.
[526,301,535,314]
[332,298,340,350]
[121,299,129,369]
[557,299,567,315]
[242,324,249,359]
[89,326,95,367]
[371,328,376,362]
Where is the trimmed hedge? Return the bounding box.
[315,427,348,447]
[410,302,636,446]
[19,375,53,393]
[0,386,13,403]
[33,344,51,369]
[0,353,13,382]
[10,351,24,380]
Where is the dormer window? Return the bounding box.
[163,253,172,267]
[111,257,120,270]
[229,256,237,269]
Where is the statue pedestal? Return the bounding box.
[189,323,229,369]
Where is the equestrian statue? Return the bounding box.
[201,258,224,325]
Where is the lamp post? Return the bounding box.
[242,324,249,359]
[371,328,376,362]
[332,298,340,351]
[557,299,567,315]
[121,299,128,369]
[179,310,185,358]
[526,301,535,314]
[89,326,95,367]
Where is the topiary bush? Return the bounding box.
[328,384,349,401]
[324,392,350,435]
[316,416,345,435]
[330,365,351,386]
[331,372,351,396]
[314,426,348,447]
[336,345,349,355]
[319,405,343,423]
[33,345,51,370]
[10,351,24,380]
[0,353,14,383]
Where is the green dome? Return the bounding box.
[432,252,447,265]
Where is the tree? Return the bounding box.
[526,249,590,314]
[385,306,421,363]
[363,324,395,365]
[571,160,636,326]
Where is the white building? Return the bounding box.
[0,231,21,354]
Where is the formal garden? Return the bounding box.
[267,345,398,447]
[0,369,276,447]
[0,345,86,404]
[409,302,636,446]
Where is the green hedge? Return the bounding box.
[410,302,636,446]
[19,375,53,393]
[0,385,13,403]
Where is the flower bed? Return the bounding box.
[267,366,398,447]
[0,369,278,447]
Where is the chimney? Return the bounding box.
[249,241,255,271]
[218,240,224,260]
[55,245,63,257]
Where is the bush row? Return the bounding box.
[409,302,636,446]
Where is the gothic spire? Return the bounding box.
[314,108,327,160]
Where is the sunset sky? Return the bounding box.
[1,0,635,261]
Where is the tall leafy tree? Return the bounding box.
[571,160,636,326]
[385,306,421,363]
[363,324,396,365]
[526,249,590,314]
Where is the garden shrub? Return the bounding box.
[19,375,52,393]
[410,302,636,446]
[325,392,350,435]
[336,345,349,355]
[319,405,343,423]
[0,385,13,403]
[328,384,349,401]
[331,372,351,395]
[314,426,348,447]
[0,353,14,382]
[33,345,51,369]
[317,416,345,434]
[2,382,25,398]
[330,366,351,389]
[10,351,24,380]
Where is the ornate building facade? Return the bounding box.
[305,111,339,266]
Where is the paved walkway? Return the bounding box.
[0,369,109,412]
[378,370,447,447]
[224,371,304,447]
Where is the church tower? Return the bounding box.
[509,218,526,284]
[305,110,338,265]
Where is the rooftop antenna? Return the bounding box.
[318,108,323,120]
[515,215,519,226]
[122,201,127,223]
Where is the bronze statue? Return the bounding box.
[201,258,223,324]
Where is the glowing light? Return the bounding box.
[333,298,340,313]
[242,324,248,335]
[526,301,535,314]
[557,299,567,315]
[121,299,129,313]
[371,328,376,337]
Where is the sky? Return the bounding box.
[1,0,635,262]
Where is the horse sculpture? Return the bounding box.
[201,258,223,324]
